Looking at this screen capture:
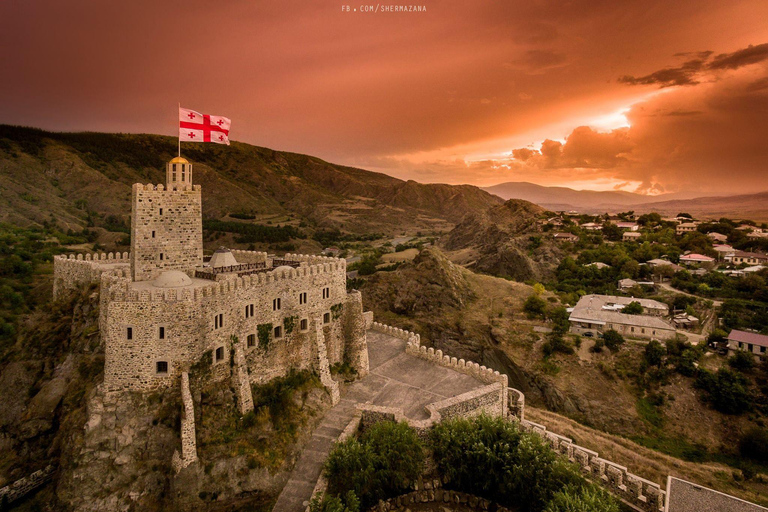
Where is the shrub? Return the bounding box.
[739,427,768,463]
[325,421,424,509]
[543,334,574,357]
[589,339,604,353]
[695,368,751,414]
[728,350,755,373]
[644,340,665,367]
[308,491,360,512]
[524,295,548,319]
[602,330,625,352]
[622,301,644,315]
[430,415,604,512]
[544,485,619,512]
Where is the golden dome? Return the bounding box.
[170,156,189,164]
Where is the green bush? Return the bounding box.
[621,301,643,315]
[430,415,606,512]
[308,491,360,512]
[324,421,424,509]
[602,330,625,352]
[728,350,755,372]
[739,427,768,462]
[644,340,665,367]
[544,485,619,512]
[524,295,548,320]
[695,368,752,414]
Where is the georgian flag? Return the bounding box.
[179,107,231,145]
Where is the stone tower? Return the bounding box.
[130,157,203,282]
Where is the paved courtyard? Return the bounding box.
[271,330,486,512]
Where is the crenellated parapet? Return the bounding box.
[518,419,665,512]
[53,252,131,299]
[370,322,421,346]
[280,252,346,269]
[132,182,200,192]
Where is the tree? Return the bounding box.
[601,223,623,242]
[603,330,625,352]
[677,212,693,219]
[644,340,665,367]
[622,301,644,315]
[728,350,755,372]
[695,368,751,415]
[548,306,571,335]
[524,294,548,319]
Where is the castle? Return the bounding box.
[54,157,369,397]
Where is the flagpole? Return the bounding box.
[177,102,181,158]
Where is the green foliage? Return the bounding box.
[543,334,574,357]
[313,229,384,246]
[728,350,756,372]
[602,330,625,352]
[251,369,321,429]
[430,415,610,512]
[350,253,382,276]
[547,306,570,335]
[324,421,424,509]
[331,303,344,320]
[203,219,303,244]
[644,340,666,367]
[284,316,298,335]
[330,361,358,382]
[543,485,619,512]
[621,301,643,315]
[308,491,360,512]
[589,339,604,353]
[636,396,664,428]
[524,294,548,319]
[257,323,272,350]
[695,368,752,414]
[739,427,768,463]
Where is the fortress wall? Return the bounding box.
[229,249,269,264]
[172,372,198,472]
[53,252,130,299]
[131,183,203,282]
[103,259,353,392]
[519,419,665,512]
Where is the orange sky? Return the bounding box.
[1,0,767,195]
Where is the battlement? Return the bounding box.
[105,258,347,303]
[132,183,201,192]
[519,419,665,512]
[54,252,131,263]
[53,252,131,299]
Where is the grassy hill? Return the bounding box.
[0,125,503,237]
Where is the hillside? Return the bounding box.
[483,182,768,221]
[0,125,502,235]
[359,247,768,506]
[439,199,563,282]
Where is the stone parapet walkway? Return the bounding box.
[271,330,485,512]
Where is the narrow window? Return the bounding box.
[215,347,224,361]
[159,253,164,261]
[159,326,165,339]
[245,305,249,318]
[274,325,282,338]
[159,208,163,216]
[323,312,330,324]
[219,313,224,328]
[156,361,168,374]
[181,170,186,181]
[273,298,281,311]
[300,319,308,331]
[126,327,133,340]
[247,334,256,347]
[152,230,156,238]
[249,304,254,317]
[299,292,307,305]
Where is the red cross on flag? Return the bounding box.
[179,107,231,145]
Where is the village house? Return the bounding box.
[713,244,736,260]
[728,251,768,266]
[568,294,675,340]
[622,231,642,242]
[581,222,602,231]
[727,329,768,360]
[679,253,715,265]
[675,222,699,235]
[615,221,639,231]
[707,232,728,243]
[553,232,579,242]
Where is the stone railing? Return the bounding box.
[54,252,131,298]
[0,465,55,506]
[172,372,198,472]
[519,419,665,512]
[370,322,421,346]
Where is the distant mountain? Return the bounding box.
[483,181,768,221]
[482,182,681,211]
[0,125,502,235]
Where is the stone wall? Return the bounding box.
[0,465,54,506]
[102,256,353,393]
[343,291,369,377]
[130,183,203,282]
[171,372,198,472]
[519,418,665,512]
[312,317,340,405]
[232,338,254,414]
[53,252,130,299]
[369,486,513,512]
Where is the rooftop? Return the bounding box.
[666,477,768,512]
[728,329,768,348]
[569,294,673,330]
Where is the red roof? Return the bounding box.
[728,329,768,348]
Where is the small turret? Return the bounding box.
[167,156,192,190]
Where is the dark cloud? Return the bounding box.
[708,43,768,70]
[509,126,633,169]
[620,43,768,88]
